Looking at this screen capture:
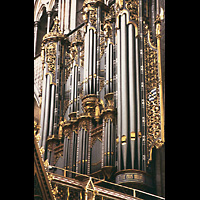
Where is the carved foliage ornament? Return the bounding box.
[46,42,56,75]
[125,0,138,23]
[144,25,164,164]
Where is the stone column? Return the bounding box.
[47,11,51,34]
[34,21,39,57]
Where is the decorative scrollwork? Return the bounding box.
[46,42,56,75]
[125,0,139,23]
[144,25,164,164]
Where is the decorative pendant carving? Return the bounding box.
[46,42,56,75]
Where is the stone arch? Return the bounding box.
[35,3,46,22]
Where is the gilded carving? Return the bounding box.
[82,1,97,28]
[144,24,164,164]
[42,17,64,41]
[125,0,138,23]
[46,42,56,75]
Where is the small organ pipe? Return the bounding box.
[104,121,108,166]
[110,121,114,166]
[107,119,111,166]
[63,136,67,169]
[78,128,82,173]
[82,129,86,173]
[48,84,55,136]
[84,131,88,174]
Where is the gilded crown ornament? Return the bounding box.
[42,16,64,42]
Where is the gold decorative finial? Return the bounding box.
[42,16,64,42]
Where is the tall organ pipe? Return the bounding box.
[74,65,78,112]
[120,14,128,169]
[84,26,89,96]
[135,35,142,170]
[39,68,47,147]
[83,29,87,97]
[109,44,113,93]
[89,29,93,94]
[106,42,110,94]
[71,65,75,112]
[96,6,101,97]
[128,23,136,169]
[139,0,147,172]
[117,28,122,171]
[93,32,97,94]
[42,75,51,156]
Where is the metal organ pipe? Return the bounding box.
[39,68,47,147]
[106,41,110,94]
[71,132,77,173]
[96,6,101,97]
[85,26,89,95]
[78,128,83,173]
[42,75,51,157]
[93,32,97,94]
[104,121,108,166]
[128,23,136,169]
[110,121,114,166]
[139,0,147,172]
[116,28,122,171]
[135,35,142,170]
[82,129,86,173]
[107,119,111,166]
[71,65,75,112]
[83,29,87,97]
[84,131,88,174]
[89,29,93,94]
[120,14,128,169]
[48,84,55,136]
[74,65,78,112]
[109,44,113,93]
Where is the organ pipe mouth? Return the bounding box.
[116,137,119,144]
[121,135,126,145]
[131,132,136,141]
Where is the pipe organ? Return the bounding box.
[36,0,165,198]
